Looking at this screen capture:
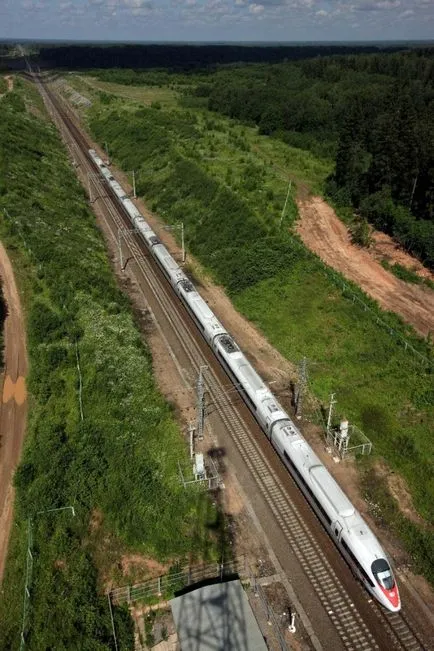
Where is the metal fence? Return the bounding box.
[250,580,290,651]
[109,557,248,606]
[326,424,372,459]
[109,556,294,651]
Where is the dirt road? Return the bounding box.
[0,75,13,101]
[0,241,27,583]
[296,196,434,338]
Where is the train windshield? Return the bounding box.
[371,559,395,590]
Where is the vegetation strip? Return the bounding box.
[77,66,433,587]
[0,78,218,648]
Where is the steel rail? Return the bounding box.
[35,74,429,651]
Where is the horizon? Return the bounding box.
[1,0,433,44]
[2,38,434,45]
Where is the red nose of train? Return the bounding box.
[381,584,400,611]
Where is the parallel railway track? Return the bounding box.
[33,72,431,651]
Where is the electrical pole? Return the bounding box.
[20,506,75,649]
[189,422,195,458]
[327,393,337,433]
[409,172,418,211]
[295,356,307,419]
[180,221,185,263]
[162,222,185,264]
[127,171,136,199]
[117,228,137,271]
[87,173,94,204]
[196,366,208,441]
[118,228,124,271]
[279,180,292,228]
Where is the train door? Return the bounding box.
[265,417,272,439]
[333,521,343,542]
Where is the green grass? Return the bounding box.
[0,77,220,649]
[85,76,178,107]
[67,74,179,109]
[75,71,433,585]
[381,260,420,284]
[361,464,434,585]
[380,260,434,290]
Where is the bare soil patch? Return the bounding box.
[2,374,27,406]
[120,554,169,579]
[0,241,28,583]
[296,196,434,337]
[372,231,434,282]
[373,461,428,528]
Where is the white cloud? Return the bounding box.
[399,8,414,17]
[249,2,264,13]
[356,0,401,10]
[316,8,327,16]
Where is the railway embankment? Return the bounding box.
[0,78,221,649]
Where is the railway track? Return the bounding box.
[33,72,430,651]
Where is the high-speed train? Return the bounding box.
[89,148,401,612]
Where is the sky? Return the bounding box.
[1,0,433,43]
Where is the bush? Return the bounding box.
[350,217,372,247]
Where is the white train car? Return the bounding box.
[89,149,126,200]
[152,244,188,288]
[270,424,400,610]
[213,334,288,430]
[88,148,400,612]
[177,279,226,345]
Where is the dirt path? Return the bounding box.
[0,75,13,101]
[0,241,28,583]
[296,196,434,338]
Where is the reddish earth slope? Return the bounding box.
[296,196,434,338]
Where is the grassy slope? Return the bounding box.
[75,71,434,585]
[0,79,219,649]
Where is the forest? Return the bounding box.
[33,42,408,71]
[193,50,434,268]
[84,48,434,268]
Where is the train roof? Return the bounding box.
[237,361,266,393]
[189,294,220,322]
[310,465,355,518]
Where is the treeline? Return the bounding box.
[35,43,406,71]
[0,80,218,648]
[185,50,434,267]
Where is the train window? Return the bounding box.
[342,540,375,587]
[220,335,239,354]
[179,279,194,293]
[282,451,332,525]
[371,559,394,590]
[268,404,279,413]
[311,493,332,525]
